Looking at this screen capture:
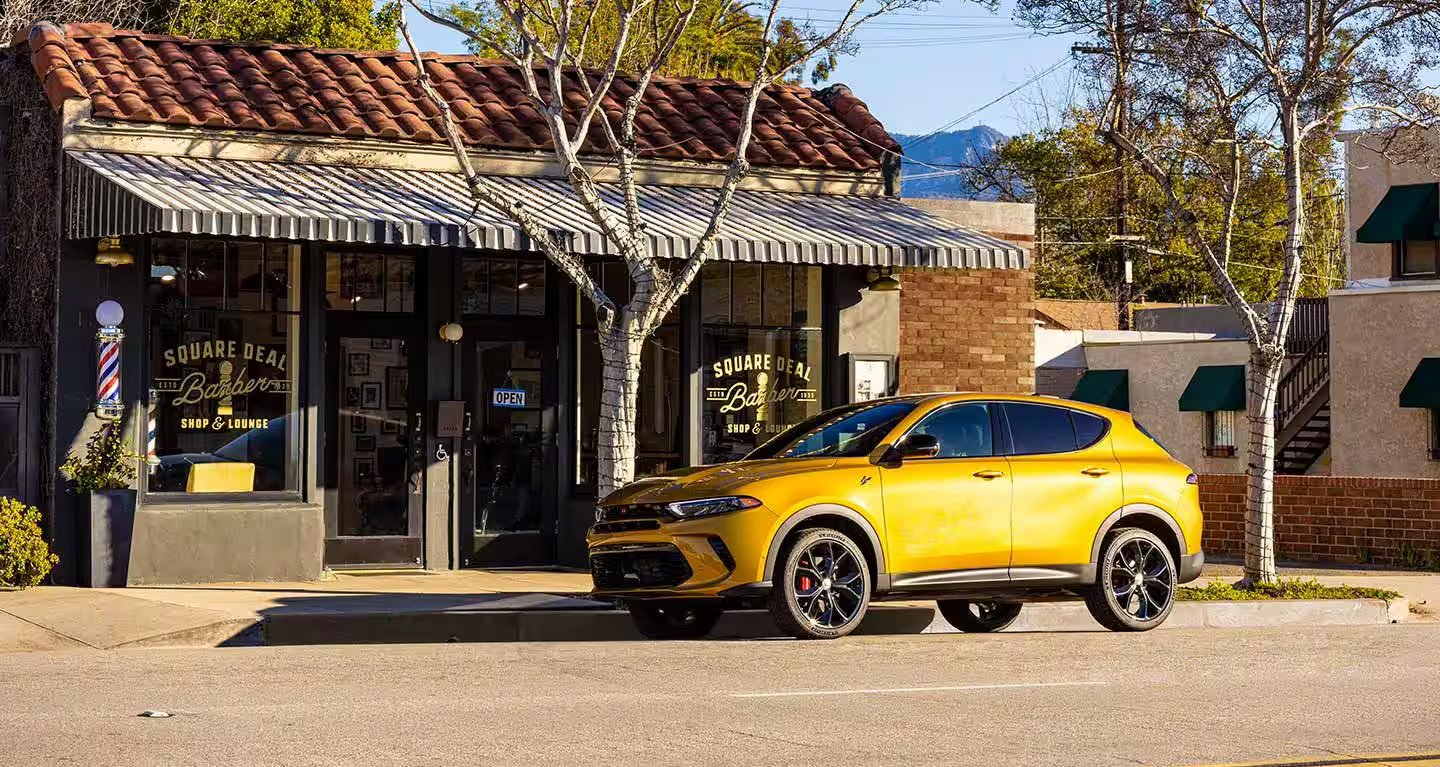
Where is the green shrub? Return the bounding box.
[1177,578,1401,601]
[59,420,139,493]
[0,497,57,589]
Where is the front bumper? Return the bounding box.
[1177,550,1206,583]
[585,508,775,599]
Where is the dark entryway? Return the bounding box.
[322,317,424,568]
[0,348,40,505]
[462,332,559,566]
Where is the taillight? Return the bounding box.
[1185,473,1198,485]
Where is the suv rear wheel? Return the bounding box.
[936,600,1023,632]
[628,601,722,639]
[1083,527,1177,631]
[769,527,872,640]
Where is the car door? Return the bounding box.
[1001,402,1123,579]
[880,402,1013,580]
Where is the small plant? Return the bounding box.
[0,497,57,589]
[1356,545,1371,565]
[1177,578,1402,602]
[59,420,139,493]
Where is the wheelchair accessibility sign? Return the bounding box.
[492,388,527,408]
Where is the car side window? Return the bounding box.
[910,403,993,458]
[1003,403,1078,455]
[1071,411,1109,449]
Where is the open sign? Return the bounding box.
[492,388,527,408]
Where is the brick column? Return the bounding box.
[897,268,1035,394]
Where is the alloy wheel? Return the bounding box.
[792,539,866,630]
[1108,537,1174,622]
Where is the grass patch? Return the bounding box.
[1176,578,1401,601]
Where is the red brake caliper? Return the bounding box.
[800,575,813,591]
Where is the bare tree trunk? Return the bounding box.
[596,314,644,499]
[1242,347,1283,585]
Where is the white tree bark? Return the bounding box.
[596,315,645,495]
[1243,347,1283,584]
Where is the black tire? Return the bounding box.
[1083,527,1177,632]
[628,601,722,640]
[769,527,872,640]
[936,600,1023,633]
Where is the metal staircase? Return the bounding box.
[1274,330,1330,475]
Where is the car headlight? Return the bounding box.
[664,496,762,519]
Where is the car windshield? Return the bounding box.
[212,416,287,465]
[745,400,919,460]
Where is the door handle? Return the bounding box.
[972,470,1005,479]
[1081,467,1111,477]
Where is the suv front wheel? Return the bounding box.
[769,527,872,640]
[1083,527,1177,631]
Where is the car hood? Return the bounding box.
[602,458,839,506]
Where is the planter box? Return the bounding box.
[84,489,137,588]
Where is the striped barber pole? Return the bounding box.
[146,409,159,470]
[95,327,124,419]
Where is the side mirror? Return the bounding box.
[898,433,940,458]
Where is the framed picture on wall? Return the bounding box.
[355,435,376,452]
[361,382,382,409]
[370,338,392,350]
[846,353,895,404]
[344,386,362,409]
[348,353,370,376]
[382,419,401,434]
[355,457,374,479]
[385,366,408,410]
[350,414,367,434]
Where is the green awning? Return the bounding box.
[1356,183,1440,243]
[1399,358,1440,408]
[1071,369,1130,411]
[1178,365,1246,412]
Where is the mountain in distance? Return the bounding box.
[891,125,1007,200]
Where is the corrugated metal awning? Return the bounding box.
[65,151,1027,269]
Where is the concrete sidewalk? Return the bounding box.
[1,563,1431,652]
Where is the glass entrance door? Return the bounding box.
[464,337,555,566]
[324,329,422,567]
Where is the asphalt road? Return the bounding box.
[2,624,1438,767]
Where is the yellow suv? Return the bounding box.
[588,393,1204,640]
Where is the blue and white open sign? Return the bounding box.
[492,388,527,408]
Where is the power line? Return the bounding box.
[901,56,1072,149]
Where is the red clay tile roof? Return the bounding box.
[25,22,899,172]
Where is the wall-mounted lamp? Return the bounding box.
[438,322,464,343]
[865,266,901,292]
[95,237,134,267]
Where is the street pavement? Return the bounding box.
[0,623,1436,766]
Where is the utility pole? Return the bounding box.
[1073,0,1135,330]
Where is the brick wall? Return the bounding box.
[1199,474,1440,566]
[897,268,1035,394]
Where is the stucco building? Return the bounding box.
[0,23,1035,584]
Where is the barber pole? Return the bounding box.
[146,407,159,472]
[95,325,124,420]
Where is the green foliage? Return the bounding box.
[169,0,400,48]
[967,106,1346,304]
[59,421,139,494]
[1398,542,1440,572]
[443,1,836,83]
[1177,578,1401,601]
[0,497,56,589]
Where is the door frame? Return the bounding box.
[322,312,426,568]
[458,316,560,567]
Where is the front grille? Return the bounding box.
[590,544,693,589]
[592,519,661,534]
[597,503,669,522]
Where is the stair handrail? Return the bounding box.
[1276,329,1329,430]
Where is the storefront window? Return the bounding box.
[147,238,302,494]
[324,251,416,312]
[702,263,824,463]
[461,255,547,316]
[576,262,681,486]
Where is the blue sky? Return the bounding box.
[405,1,1081,137]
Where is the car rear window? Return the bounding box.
[1071,411,1109,449]
[1003,403,1078,455]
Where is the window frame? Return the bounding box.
[997,401,1108,457]
[142,235,308,504]
[890,401,1001,461]
[1429,409,1440,462]
[1204,410,1240,458]
[1393,239,1440,280]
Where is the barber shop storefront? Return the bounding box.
[16,24,1029,583]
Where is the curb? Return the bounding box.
[260,597,1407,646]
